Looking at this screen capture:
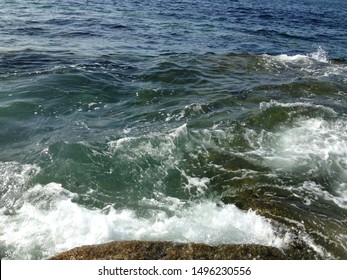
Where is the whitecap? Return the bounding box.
[261,47,347,82]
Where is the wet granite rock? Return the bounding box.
[221,187,347,259]
[49,240,316,260]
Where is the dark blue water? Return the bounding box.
[0,0,347,259]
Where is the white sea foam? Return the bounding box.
[308,46,329,63]
[248,102,347,208]
[0,162,40,209]
[108,124,220,198]
[165,103,206,122]
[260,117,347,173]
[109,124,188,151]
[0,160,289,259]
[261,47,347,82]
[108,124,189,176]
[297,181,347,209]
[0,181,288,259]
[263,46,329,65]
[180,169,210,196]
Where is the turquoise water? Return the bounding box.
[0,0,347,259]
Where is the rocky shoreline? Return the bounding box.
[49,240,320,260]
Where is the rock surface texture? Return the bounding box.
[49,240,319,260]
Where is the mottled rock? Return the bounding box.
[49,240,316,260]
[221,187,347,259]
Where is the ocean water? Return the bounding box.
[0,0,346,259]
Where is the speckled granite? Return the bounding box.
[49,240,319,260]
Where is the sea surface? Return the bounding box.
[0,0,347,259]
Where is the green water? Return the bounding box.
[1,0,347,259]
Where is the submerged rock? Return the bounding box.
[221,187,347,259]
[49,240,317,260]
